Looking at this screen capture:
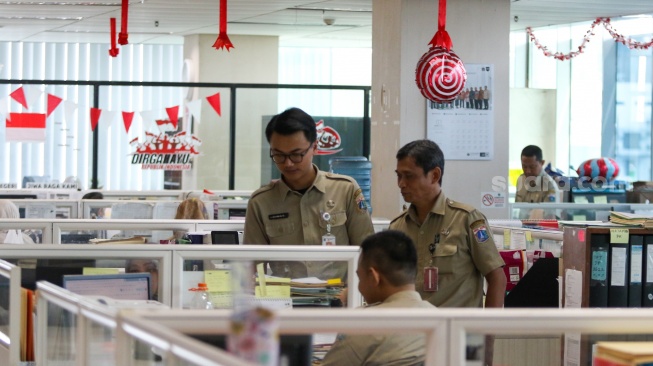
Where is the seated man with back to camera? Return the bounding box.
[321,230,435,366]
[243,107,374,281]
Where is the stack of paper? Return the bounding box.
[609,212,653,228]
[289,277,343,307]
[593,342,653,366]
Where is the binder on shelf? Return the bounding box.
[628,235,644,308]
[643,236,653,307]
[608,233,629,308]
[589,233,610,308]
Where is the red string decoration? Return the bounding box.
[109,18,119,57]
[213,0,234,51]
[118,0,129,45]
[415,0,467,103]
[528,18,653,61]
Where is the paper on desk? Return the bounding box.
[291,277,326,284]
[205,270,232,292]
[264,275,291,283]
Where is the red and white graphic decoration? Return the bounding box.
[5,113,46,142]
[415,0,467,103]
[315,119,342,155]
[130,131,201,170]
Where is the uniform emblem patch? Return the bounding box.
[353,188,368,213]
[472,224,490,243]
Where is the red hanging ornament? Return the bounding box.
[109,18,119,57]
[213,0,234,51]
[415,0,467,103]
[118,0,129,45]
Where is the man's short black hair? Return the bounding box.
[265,107,317,144]
[360,230,417,287]
[521,145,543,161]
[82,192,104,200]
[396,139,445,184]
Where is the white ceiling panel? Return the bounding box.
[0,0,650,46]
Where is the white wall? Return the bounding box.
[371,0,511,219]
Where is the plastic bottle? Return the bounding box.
[189,283,214,310]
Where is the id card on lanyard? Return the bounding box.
[424,235,439,292]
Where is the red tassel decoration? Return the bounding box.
[428,0,452,50]
[109,18,119,57]
[213,0,234,51]
[118,0,129,45]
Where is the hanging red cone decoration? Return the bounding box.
[415,0,467,103]
[118,0,129,45]
[109,18,119,57]
[213,0,234,51]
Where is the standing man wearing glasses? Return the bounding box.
[243,107,374,280]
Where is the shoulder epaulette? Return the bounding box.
[324,172,356,184]
[249,180,277,199]
[389,210,409,225]
[446,199,475,213]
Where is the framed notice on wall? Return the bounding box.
[426,64,494,160]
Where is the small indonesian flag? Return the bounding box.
[5,112,46,142]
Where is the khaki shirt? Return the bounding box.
[321,291,435,366]
[243,166,374,280]
[389,193,504,308]
[515,172,560,203]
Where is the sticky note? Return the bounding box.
[83,267,121,275]
[610,228,629,244]
[503,229,511,250]
[205,270,232,292]
[525,231,532,242]
[255,285,290,298]
[594,195,608,204]
[327,278,342,285]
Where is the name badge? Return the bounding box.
[268,213,289,220]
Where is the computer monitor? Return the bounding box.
[62,272,152,301]
[60,233,95,244]
[29,264,86,291]
[188,334,313,366]
[211,231,240,244]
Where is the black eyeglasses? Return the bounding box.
[270,144,312,164]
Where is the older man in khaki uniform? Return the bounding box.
[389,140,505,308]
[243,107,374,280]
[515,145,560,203]
[321,230,435,366]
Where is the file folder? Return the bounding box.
[628,235,644,308]
[608,235,629,308]
[643,236,653,307]
[589,234,609,307]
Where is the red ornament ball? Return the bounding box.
[576,157,620,179]
[415,46,467,102]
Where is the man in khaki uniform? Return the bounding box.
[515,145,560,203]
[389,140,506,308]
[243,107,374,280]
[321,230,434,366]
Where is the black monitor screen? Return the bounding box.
[211,231,239,245]
[189,334,312,366]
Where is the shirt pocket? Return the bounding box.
[432,240,458,274]
[318,210,347,230]
[265,221,296,240]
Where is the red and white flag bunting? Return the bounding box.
[185,99,202,124]
[5,112,46,142]
[63,100,78,125]
[1,86,225,142]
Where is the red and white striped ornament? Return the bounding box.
[416,47,467,102]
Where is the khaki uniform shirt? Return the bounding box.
[321,291,435,366]
[389,193,504,308]
[515,172,560,203]
[243,166,374,280]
